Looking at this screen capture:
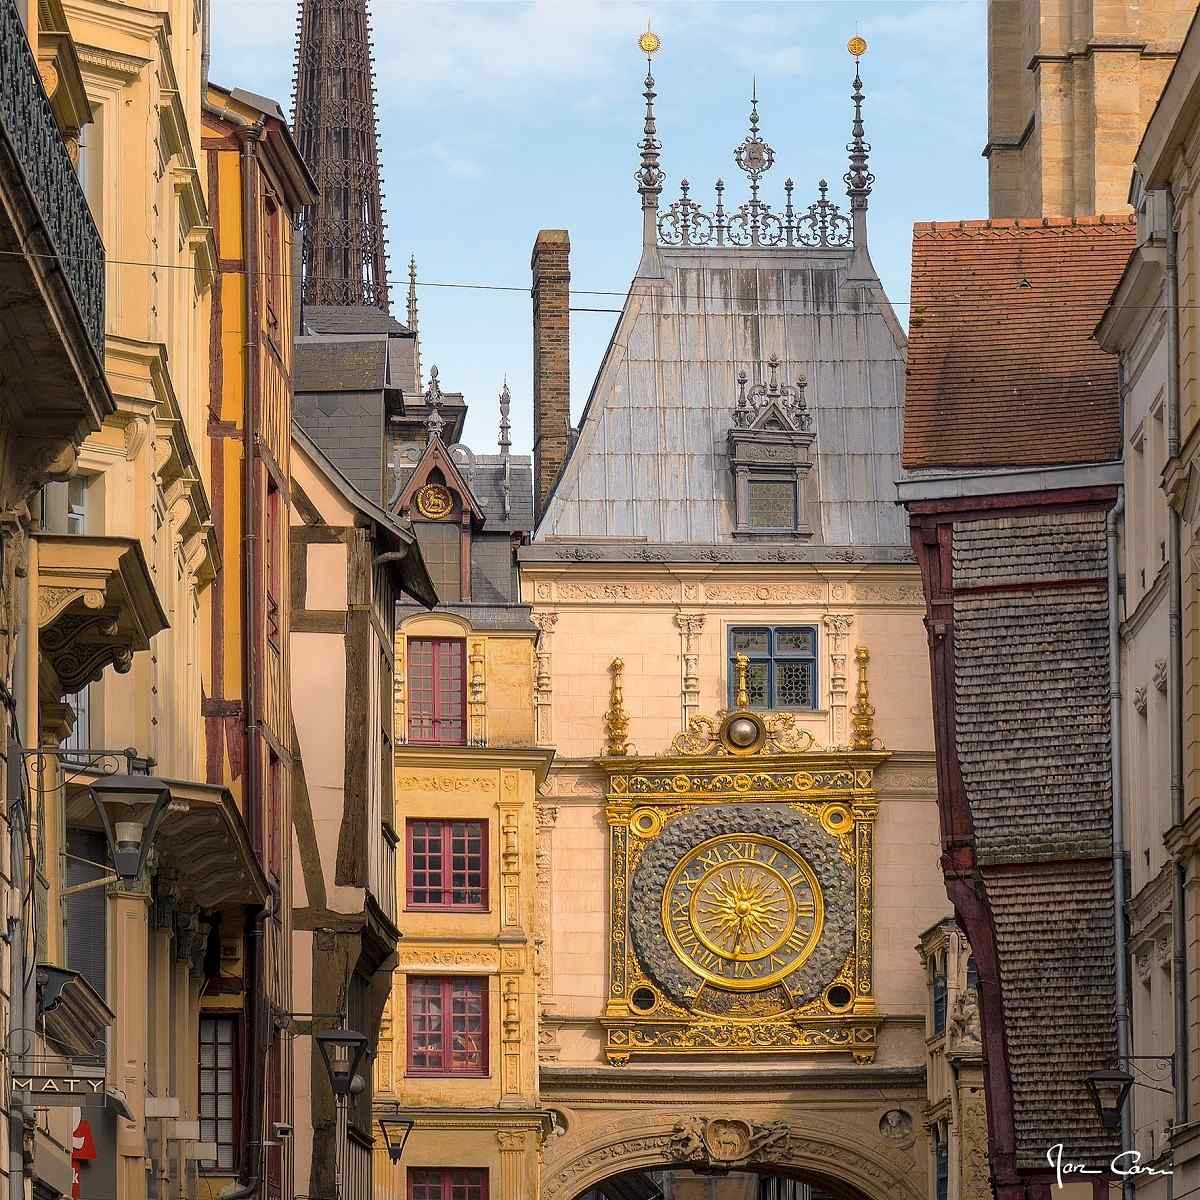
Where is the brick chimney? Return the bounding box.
[531,229,571,521]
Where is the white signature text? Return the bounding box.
[1047,1144,1174,1188]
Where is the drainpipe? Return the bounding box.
[1165,187,1189,1132]
[1109,490,1134,1197]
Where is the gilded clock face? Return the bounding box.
[662,833,824,991]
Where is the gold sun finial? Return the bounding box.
[639,19,661,56]
[847,34,868,59]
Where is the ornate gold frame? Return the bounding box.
[601,667,886,1066]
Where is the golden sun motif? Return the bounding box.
[663,834,824,991]
[414,483,453,520]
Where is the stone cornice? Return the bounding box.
[394,744,556,783]
[539,1063,926,1095]
[521,542,916,567]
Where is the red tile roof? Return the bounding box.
[902,215,1136,470]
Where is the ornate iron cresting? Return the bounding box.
[0,0,105,356]
[292,0,391,309]
[655,91,853,250]
[732,355,812,432]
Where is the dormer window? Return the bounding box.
[727,356,816,538]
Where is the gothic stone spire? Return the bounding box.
[293,0,391,310]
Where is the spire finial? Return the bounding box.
[424,365,445,443]
[850,644,878,750]
[498,379,512,457]
[407,254,422,392]
[635,23,664,251]
[604,657,632,757]
[734,651,751,710]
[844,37,874,213]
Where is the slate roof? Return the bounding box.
[392,452,534,533]
[950,505,1117,1168]
[302,304,413,336]
[294,340,387,392]
[537,245,908,546]
[903,216,1135,471]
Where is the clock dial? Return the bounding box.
[662,834,823,991]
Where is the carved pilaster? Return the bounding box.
[496,1129,529,1198]
[822,613,853,746]
[499,976,522,1105]
[468,636,487,746]
[394,632,407,744]
[674,611,705,728]
[534,799,558,988]
[500,808,520,931]
[532,611,558,744]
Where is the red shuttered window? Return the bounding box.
[406,820,487,910]
[406,977,487,1076]
[407,638,466,745]
[408,1169,487,1200]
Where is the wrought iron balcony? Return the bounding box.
[0,0,105,357]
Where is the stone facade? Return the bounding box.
[986,0,1195,218]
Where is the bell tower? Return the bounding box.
[292,0,391,309]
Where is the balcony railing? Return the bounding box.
[0,0,105,357]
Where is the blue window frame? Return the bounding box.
[932,953,948,1034]
[728,626,818,711]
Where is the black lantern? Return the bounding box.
[315,1029,369,1098]
[1085,1069,1135,1132]
[88,774,172,882]
[377,1114,415,1163]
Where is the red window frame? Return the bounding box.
[407,638,466,745]
[406,820,488,911]
[406,976,488,1077]
[407,1169,488,1200]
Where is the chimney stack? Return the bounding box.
[531,229,571,521]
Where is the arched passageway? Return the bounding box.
[576,1165,873,1200]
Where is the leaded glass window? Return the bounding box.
[199,1016,237,1171]
[728,626,818,711]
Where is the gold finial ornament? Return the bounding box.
[850,645,877,750]
[639,21,661,56]
[847,35,868,58]
[734,652,751,710]
[605,657,632,756]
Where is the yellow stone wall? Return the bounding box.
[379,613,547,1199]
[986,0,1194,217]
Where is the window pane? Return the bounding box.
[408,640,466,745]
[198,1016,237,1172]
[747,479,796,528]
[746,662,768,707]
[775,628,816,656]
[408,978,445,1071]
[775,660,814,708]
[730,629,769,656]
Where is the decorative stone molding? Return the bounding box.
[534,802,558,994]
[674,611,705,728]
[541,1113,925,1200]
[604,658,632,756]
[532,610,558,744]
[1153,658,1168,693]
[1133,686,1148,717]
[822,613,853,744]
[468,636,486,745]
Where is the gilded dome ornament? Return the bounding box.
[847,34,868,59]
[638,24,661,56]
[414,483,453,520]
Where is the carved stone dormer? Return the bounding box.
[727,356,816,538]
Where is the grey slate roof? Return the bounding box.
[295,340,387,392]
[536,246,907,546]
[302,304,413,336]
[950,506,1117,1168]
[392,452,534,533]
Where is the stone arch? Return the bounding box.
[541,1112,926,1200]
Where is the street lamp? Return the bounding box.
[315,1030,369,1099]
[1085,1069,1135,1132]
[377,1114,415,1163]
[87,774,172,882]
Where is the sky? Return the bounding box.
[209,0,989,455]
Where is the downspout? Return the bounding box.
[1109,488,1133,1199]
[1166,187,1189,1132]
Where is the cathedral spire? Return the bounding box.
[843,35,877,282]
[407,255,422,392]
[293,0,390,310]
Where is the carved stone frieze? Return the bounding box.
[669,1116,792,1166]
[394,774,496,793]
